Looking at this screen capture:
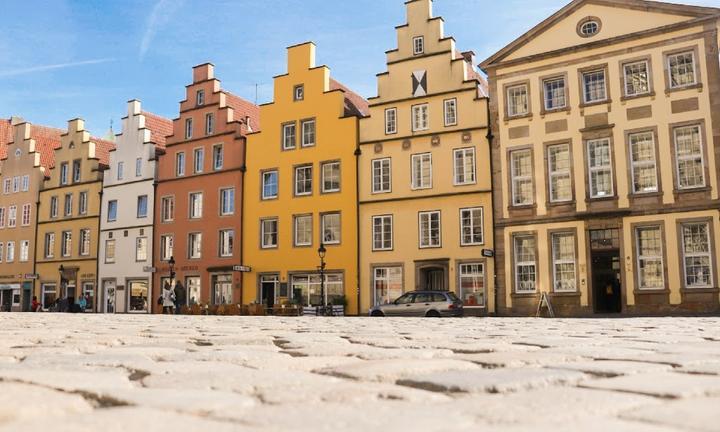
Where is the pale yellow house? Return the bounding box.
[359,0,494,315]
[481,0,720,315]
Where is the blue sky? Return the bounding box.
[0,0,716,134]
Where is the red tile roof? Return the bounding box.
[329,79,369,117]
[142,111,173,149]
[91,136,115,168]
[224,92,261,133]
[1,119,64,175]
[454,50,488,96]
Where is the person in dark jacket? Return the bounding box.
[173,281,186,314]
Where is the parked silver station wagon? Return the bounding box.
[369,291,464,317]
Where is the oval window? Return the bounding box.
[14,149,21,159]
[580,20,599,37]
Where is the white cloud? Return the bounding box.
[0,58,117,77]
[139,0,185,60]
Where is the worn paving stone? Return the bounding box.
[550,360,673,377]
[317,358,480,382]
[580,371,720,398]
[0,382,94,424]
[619,397,720,432]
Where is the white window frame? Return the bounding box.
[418,210,441,249]
[135,157,142,177]
[193,148,204,174]
[459,263,485,307]
[212,144,223,170]
[514,235,537,294]
[681,222,713,289]
[7,205,17,228]
[506,84,529,117]
[261,218,278,249]
[371,158,391,194]
[629,131,658,194]
[301,119,316,147]
[159,235,173,261]
[460,207,483,246]
[373,266,403,306]
[510,149,534,206]
[674,125,705,190]
[189,192,203,219]
[175,152,185,177]
[220,187,235,216]
[582,69,607,104]
[321,212,341,245]
[196,89,205,106]
[412,36,424,55]
[61,231,71,257]
[262,170,278,200]
[384,108,397,135]
[547,144,572,203]
[587,138,614,198]
[116,161,124,181]
[411,153,432,190]
[636,226,665,290]
[137,195,148,219]
[45,233,55,259]
[294,165,313,196]
[205,113,214,135]
[63,194,72,217]
[79,229,91,256]
[411,104,429,132]
[623,60,651,97]
[219,229,234,257]
[453,147,476,185]
[19,240,29,262]
[188,232,202,259]
[282,123,296,150]
[59,162,69,185]
[294,85,304,101]
[444,98,457,126]
[667,51,697,89]
[21,203,31,226]
[321,161,341,193]
[294,214,312,247]
[161,196,174,222]
[79,191,88,215]
[543,77,566,111]
[21,175,29,192]
[372,215,393,251]
[107,200,117,222]
[104,239,115,263]
[135,237,147,261]
[551,232,577,293]
[185,118,193,139]
[50,196,58,218]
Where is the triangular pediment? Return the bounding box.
[482,0,720,67]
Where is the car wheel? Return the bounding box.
[370,310,385,317]
[425,310,441,318]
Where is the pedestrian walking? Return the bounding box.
[173,281,186,315]
[31,296,41,312]
[162,282,175,314]
[78,295,87,312]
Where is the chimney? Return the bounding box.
[10,116,24,126]
[192,63,215,83]
[462,51,476,65]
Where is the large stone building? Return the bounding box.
[241,42,367,314]
[35,119,114,311]
[480,0,720,315]
[153,64,258,312]
[0,118,62,311]
[358,0,494,315]
[98,101,172,313]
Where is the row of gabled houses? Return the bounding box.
[1,0,719,316]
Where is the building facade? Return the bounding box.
[241,42,367,314]
[358,0,494,315]
[153,64,258,312]
[35,119,113,311]
[481,0,720,315]
[99,101,172,313]
[0,119,61,311]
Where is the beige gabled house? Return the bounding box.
[481,0,720,315]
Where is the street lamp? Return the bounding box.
[168,256,176,282]
[317,243,327,316]
[58,265,66,311]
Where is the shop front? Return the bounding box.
[0,283,21,312]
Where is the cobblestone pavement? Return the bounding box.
[0,315,719,431]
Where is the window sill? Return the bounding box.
[633,288,670,295]
[540,107,570,116]
[665,83,703,94]
[549,291,581,297]
[673,186,710,195]
[620,91,655,102]
[511,292,538,298]
[503,113,533,122]
[579,99,612,109]
[547,200,575,208]
[680,287,719,294]
[508,203,537,211]
[585,195,618,203]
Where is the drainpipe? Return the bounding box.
[485,97,498,317]
[96,180,103,313]
[151,162,159,315]
[239,135,247,306]
[354,133,362,317]
[31,195,41,311]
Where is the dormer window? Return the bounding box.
[196,90,205,106]
[577,18,601,38]
[413,36,424,55]
[294,85,304,101]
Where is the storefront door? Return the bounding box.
[103,280,116,313]
[128,280,149,313]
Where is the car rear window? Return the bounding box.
[446,292,460,302]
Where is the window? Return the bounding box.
[219,230,234,257]
[261,218,278,249]
[321,213,341,245]
[79,229,90,256]
[629,132,658,193]
[282,123,296,150]
[135,157,142,177]
[72,159,81,183]
[543,78,566,110]
[188,232,202,259]
[137,195,148,218]
[411,153,432,189]
[205,113,214,135]
[668,51,696,88]
[185,118,193,139]
[160,235,173,261]
[135,237,147,261]
[0,242,3,261]
[294,85,304,101]
[21,175,29,192]
[59,162,69,185]
[506,84,529,117]
[291,273,344,307]
[419,211,441,248]
[117,161,124,180]
[385,108,397,135]
[0,208,4,228]
[453,148,476,185]
[301,119,316,147]
[189,192,203,219]
[444,98,457,126]
[460,207,483,246]
[413,36,424,55]
[514,235,536,293]
[12,176,19,193]
[61,231,71,257]
[294,165,312,196]
[41,284,57,309]
[321,161,340,193]
[104,239,115,263]
[459,263,485,307]
[372,215,393,251]
[511,149,533,206]
[3,179,10,194]
[372,158,391,194]
[50,196,58,218]
[636,226,664,290]
[175,152,185,177]
[552,233,576,292]
[63,194,73,217]
[582,69,607,103]
[79,191,88,215]
[579,20,599,37]
[294,215,312,247]
[107,200,117,222]
[161,196,174,222]
[623,61,650,96]
[196,89,205,106]
[20,240,29,262]
[681,222,713,289]
[193,148,204,173]
[8,206,16,228]
[45,233,55,259]
[186,277,201,306]
[21,204,31,226]
[411,104,429,131]
[220,188,235,215]
[373,267,403,306]
[587,138,613,198]
[262,170,278,200]
[212,145,223,170]
[548,144,572,202]
[674,125,705,189]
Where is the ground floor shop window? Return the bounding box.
[459,263,485,307]
[103,280,116,313]
[291,273,343,307]
[373,267,403,305]
[82,282,94,311]
[212,274,232,305]
[41,284,57,309]
[128,280,148,312]
[186,277,200,305]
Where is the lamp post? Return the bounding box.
[317,243,327,316]
[168,256,176,282]
[58,265,66,312]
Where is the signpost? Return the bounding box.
[143,266,157,273]
[233,265,252,273]
[482,249,495,258]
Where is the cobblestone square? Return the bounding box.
[0,315,718,431]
